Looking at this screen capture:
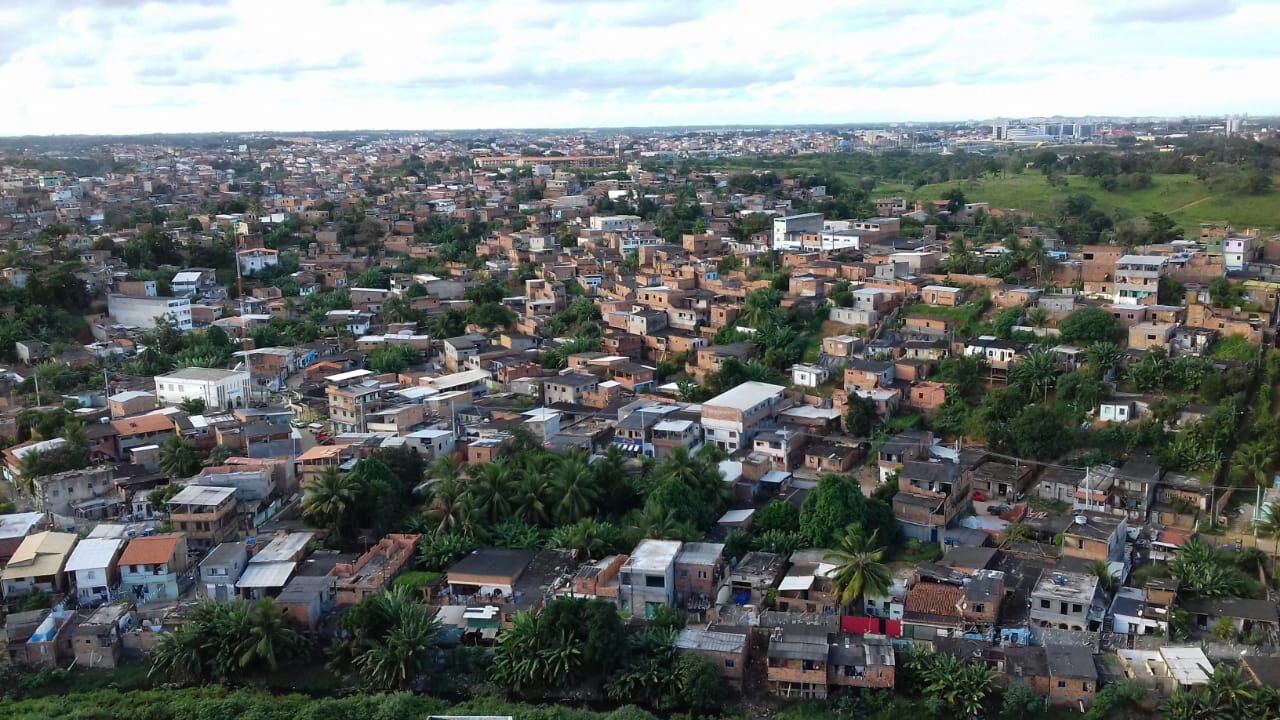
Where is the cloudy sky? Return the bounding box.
[0,0,1274,135]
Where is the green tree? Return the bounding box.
[845,393,879,437]
[1059,307,1124,344]
[753,499,800,533]
[302,467,356,542]
[178,397,207,415]
[159,434,202,478]
[825,528,892,613]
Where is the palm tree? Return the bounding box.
[1086,341,1122,377]
[150,624,207,684]
[510,474,551,526]
[1234,441,1275,487]
[351,607,440,690]
[237,599,305,672]
[825,528,892,613]
[465,460,517,525]
[1253,501,1280,566]
[159,434,202,478]
[919,653,999,720]
[302,467,356,541]
[423,476,469,534]
[547,518,621,559]
[552,453,600,524]
[1009,348,1058,402]
[1088,559,1119,599]
[1026,307,1050,331]
[630,505,697,541]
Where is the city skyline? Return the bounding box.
[1,0,1277,135]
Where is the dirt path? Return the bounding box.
[1170,196,1211,213]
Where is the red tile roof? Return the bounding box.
[904,582,964,618]
[119,534,183,566]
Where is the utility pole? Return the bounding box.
[235,226,254,405]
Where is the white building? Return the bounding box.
[64,537,123,604]
[1114,255,1168,305]
[771,212,824,251]
[589,214,641,232]
[701,381,787,453]
[237,248,279,276]
[107,294,192,331]
[791,363,830,388]
[154,367,251,409]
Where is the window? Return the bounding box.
[1040,599,1050,609]
[1072,603,1082,614]
[645,575,665,589]
[973,603,985,613]
[1058,681,1067,689]
[724,659,735,668]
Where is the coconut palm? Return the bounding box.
[510,474,551,526]
[630,505,697,541]
[547,518,622,560]
[465,460,517,525]
[1255,501,1280,566]
[351,607,440,690]
[1009,348,1058,402]
[1027,307,1050,331]
[423,476,470,534]
[1234,441,1275,487]
[159,434,202,478]
[302,467,356,541]
[1088,559,1119,599]
[552,453,600,524]
[237,598,306,672]
[149,623,207,684]
[825,528,892,612]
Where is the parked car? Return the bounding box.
[987,504,1012,516]
[972,492,987,502]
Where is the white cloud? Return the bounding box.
[0,0,1274,134]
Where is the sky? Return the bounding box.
[0,0,1276,135]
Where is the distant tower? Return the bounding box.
[1225,115,1242,135]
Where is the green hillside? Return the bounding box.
[900,173,1280,235]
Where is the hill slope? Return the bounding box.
[902,173,1279,235]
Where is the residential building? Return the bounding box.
[155,367,251,410]
[107,294,193,331]
[64,537,123,604]
[618,539,681,619]
[166,484,240,551]
[673,541,725,612]
[198,541,249,601]
[1029,570,1101,631]
[675,628,749,688]
[828,633,896,691]
[0,531,76,598]
[766,625,830,698]
[330,533,420,606]
[543,373,600,405]
[1113,255,1168,305]
[118,533,189,603]
[238,248,279,275]
[700,381,788,453]
[1046,645,1098,709]
[72,603,135,669]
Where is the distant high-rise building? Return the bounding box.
[1226,115,1243,135]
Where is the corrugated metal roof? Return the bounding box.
[235,561,296,588]
[64,538,123,573]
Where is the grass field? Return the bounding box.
[713,156,1279,235]
[902,173,1280,235]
